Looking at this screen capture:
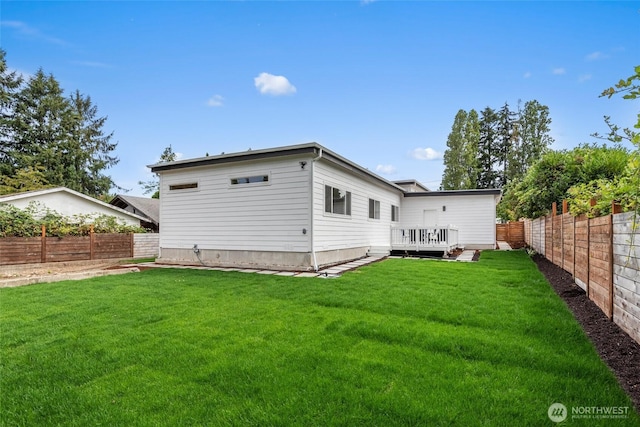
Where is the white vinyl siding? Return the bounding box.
[158,156,311,252]
[401,194,497,248]
[313,159,401,251]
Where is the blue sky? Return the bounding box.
[2,1,638,196]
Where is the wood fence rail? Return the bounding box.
[0,225,135,265]
[523,201,639,344]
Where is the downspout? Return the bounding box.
[310,148,323,271]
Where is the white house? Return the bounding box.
[150,143,501,271]
[0,187,149,227]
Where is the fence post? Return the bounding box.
[41,224,46,263]
[608,213,614,320]
[551,203,556,264]
[612,201,622,214]
[90,225,95,260]
[130,233,134,258]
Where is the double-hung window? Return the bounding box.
[324,185,351,216]
[368,199,380,220]
[391,205,400,222]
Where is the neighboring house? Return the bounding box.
[150,143,501,271]
[0,187,149,228]
[110,194,160,232]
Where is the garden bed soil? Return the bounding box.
[532,254,640,411]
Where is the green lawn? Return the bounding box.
[1,251,637,426]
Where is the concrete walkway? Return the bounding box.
[497,241,513,250]
[456,250,476,262]
[125,256,386,279]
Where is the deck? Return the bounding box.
[390,225,459,253]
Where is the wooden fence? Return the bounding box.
[523,202,639,344]
[0,227,144,265]
[496,221,526,248]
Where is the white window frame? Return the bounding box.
[368,198,380,220]
[229,173,271,187]
[391,205,400,222]
[324,184,352,216]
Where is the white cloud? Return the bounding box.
[254,72,296,96]
[410,147,442,161]
[586,51,607,61]
[207,94,224,107]
[578,74,592,83]
[552,68,566,75]
[523,71,532,79]
[376,164,396,175]
[1,20,67,46]
[71,60,112,68]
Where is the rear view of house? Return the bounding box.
[150,143,500,271]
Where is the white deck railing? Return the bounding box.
[390,225,459,252]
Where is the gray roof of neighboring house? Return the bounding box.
[109,195,160,225]
[0,186,149,222]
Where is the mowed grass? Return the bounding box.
[1,251,637,426]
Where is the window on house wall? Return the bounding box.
[368,198,380,219]
[391,205,399,222]
[230,175,269,185]
[324,185,351,216]
[169,182,198,190]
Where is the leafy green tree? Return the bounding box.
[0,165,49,195]
[441,110,468,190]
[463,109,480,188]
[567,65,640,217]
[515,100,554,180]
[510,144,629,219]
[139,145,177,198]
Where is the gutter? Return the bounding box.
[310,147,323,271]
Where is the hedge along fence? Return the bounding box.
[0,225,134,265]
[523,201,640,344]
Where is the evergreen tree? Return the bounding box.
[0,52,118,197]
[0,49,22,171]
[67,90,118,196]
[139,145,177,198]
[495,102,517,188]
[477,107,499,188]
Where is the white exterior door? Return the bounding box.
[423,209,438,226]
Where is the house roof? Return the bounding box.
[0,187,149,222]
[148,143,502,200]
[404,188,502,202]
[393,179,431,192]
[149,142,407,192]
[109,195,159,225]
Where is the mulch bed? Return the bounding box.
[532,254,640,411]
